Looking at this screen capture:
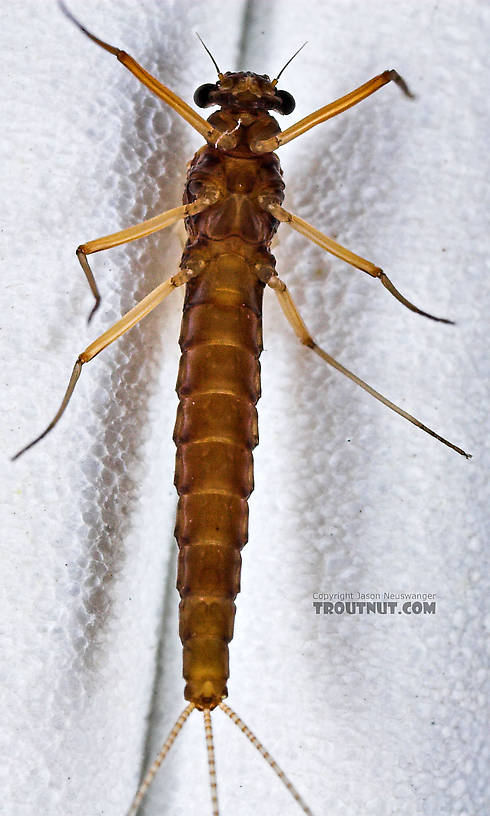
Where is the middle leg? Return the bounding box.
[263,201,454,324]
[77,195,216,321]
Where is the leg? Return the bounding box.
[77,196,213,321]
[268,275,470,458]
[12,268,193,461]
[59,3,223,146]
[264,202,453,324]
[252,70,414,153]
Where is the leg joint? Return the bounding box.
[171,267,195,287]
[302,337,316,350]
[267,275,286,292]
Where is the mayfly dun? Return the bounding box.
[12,2,471,815]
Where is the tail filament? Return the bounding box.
[126,702,195,816]
[219,702,315,816]
[204,708,220,816]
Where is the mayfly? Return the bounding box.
[13,3,471,814]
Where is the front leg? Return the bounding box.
[252,70,414,153]
[59,2,224,145]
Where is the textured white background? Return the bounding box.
[2,1,488,815]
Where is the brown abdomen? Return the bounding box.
[174,251,264,709]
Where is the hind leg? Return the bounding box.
[268,275,469,458]
[12,268,195,460]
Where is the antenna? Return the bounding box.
[273,41,308,84]
[196,32,223,78]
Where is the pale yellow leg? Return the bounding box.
[252,70,414,153]
[77,196,214,321]
[59,3,224,145]
[12,269,193,461]
[268,275,470,458]
[265,202,453,324]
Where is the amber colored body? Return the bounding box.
[13,12,470,814]
[16,53,467,711]
[173,83,286,710]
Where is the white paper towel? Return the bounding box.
[2,1,488,815]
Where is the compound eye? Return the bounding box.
[276,89,295,115]
[193,83,216,108]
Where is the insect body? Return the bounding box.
[14,4,470,814]
[175,74,290,711]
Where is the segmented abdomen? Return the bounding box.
[174,144,284,710]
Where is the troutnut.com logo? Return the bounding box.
[312,592,436,615]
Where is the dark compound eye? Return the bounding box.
[193,83,216,108]
[276,89,296,115]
